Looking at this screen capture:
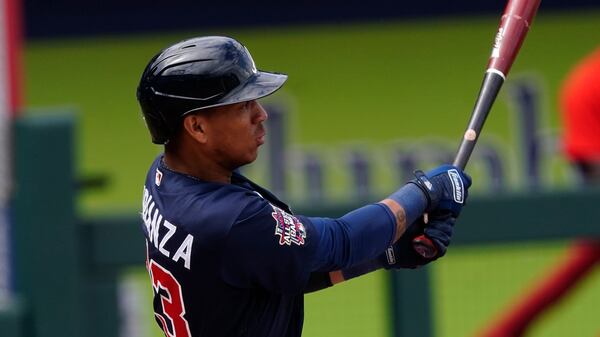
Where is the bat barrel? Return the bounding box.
[453,71,505,169]
[487,0,541,75]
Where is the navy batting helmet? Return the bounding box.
[136,36,288,144]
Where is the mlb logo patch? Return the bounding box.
[271,205,306,246]
[155,169,163,186]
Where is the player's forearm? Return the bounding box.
[328,243,396,285]
[329,259,384,285]
[301,182,430,287]
[327,202,407,285]
[385,182,429,238]
[328,189,427,285]
[379,199,408,242]
[303,203,397,273]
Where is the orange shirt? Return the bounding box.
[561,47,600,162]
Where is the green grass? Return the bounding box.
[25,10,600,337]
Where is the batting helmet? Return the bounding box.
[136,36,288,144]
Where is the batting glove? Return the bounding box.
[380,212,455,269]
[410,164,472,217]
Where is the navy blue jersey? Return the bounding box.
[141,155,325,337]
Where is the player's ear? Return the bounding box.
[182,113,208,144]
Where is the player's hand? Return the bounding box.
[410,164,472,217]
[379,212,455,269]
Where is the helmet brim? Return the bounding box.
[178,70,287,116]
[223,70,288,104]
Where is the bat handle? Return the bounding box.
[412,213,438,259]
[412,234,438,259]
[454,70,505,171]
[411,71,505,258]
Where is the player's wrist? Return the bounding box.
[408,170,438,211]
[387,183,428,226]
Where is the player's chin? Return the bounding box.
[244,147,260,164]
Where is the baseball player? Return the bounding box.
[136,36,472,337]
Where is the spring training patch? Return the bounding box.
[447,169,464,203]
[271,205,306,246]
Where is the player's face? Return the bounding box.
[204,100,268,169]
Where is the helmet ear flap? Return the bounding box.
[143,108,170,144]
[139,93,172,144]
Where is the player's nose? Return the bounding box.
[254,102,268,123]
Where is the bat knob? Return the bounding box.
[412,235,438,259]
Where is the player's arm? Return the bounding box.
[301,198,407,293]
[303,199,408,291]
[309,165,471,289]
[221,165,470,294]
[327,211,457,286]
[306,209,457,290]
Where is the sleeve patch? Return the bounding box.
[271,205,306,246]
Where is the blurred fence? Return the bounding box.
[2,114,600,337]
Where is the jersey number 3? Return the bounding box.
[149,260,192,337]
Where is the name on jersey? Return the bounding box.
[142,187,194,270]
[271,205,306,246]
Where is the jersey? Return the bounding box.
[141,155,325,337]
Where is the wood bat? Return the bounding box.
[412,0,542,258]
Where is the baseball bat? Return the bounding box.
[412,0,542,259]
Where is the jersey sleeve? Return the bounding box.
[219,197,321,294]
[219,195,397,294]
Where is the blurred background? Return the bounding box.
[2,0,600,336]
